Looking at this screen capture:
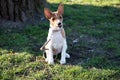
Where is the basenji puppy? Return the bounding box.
[44,4,70,64]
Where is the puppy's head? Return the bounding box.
[44,4,64,29]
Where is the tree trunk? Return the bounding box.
[0,0,46,22]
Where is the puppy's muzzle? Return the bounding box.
[58,23,62,28]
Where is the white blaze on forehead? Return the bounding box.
[55,13,58,17]
[57,19,61,24]
[53,14,61,24]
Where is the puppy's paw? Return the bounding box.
[66,53,70,58]
[60,60,66,64]
[48,61,54,64]
[45,58,48,62]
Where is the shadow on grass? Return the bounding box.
[0,2,120,72]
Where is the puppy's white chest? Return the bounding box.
[52,32,63,48]
[47,28,65,54]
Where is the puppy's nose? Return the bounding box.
[58,23,62,28]
[58,23,61,26]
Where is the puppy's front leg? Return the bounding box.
[48,44,54,64]
[60,39,67,64]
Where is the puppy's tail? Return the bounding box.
[40,39,51,51]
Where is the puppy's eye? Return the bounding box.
[59,16,62,19]
[52,18,55,21]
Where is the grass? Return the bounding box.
[0,0,120,80]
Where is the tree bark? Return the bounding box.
[0,0,46,22]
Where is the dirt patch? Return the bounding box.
[0,14,45,30]
[66,35,102,65]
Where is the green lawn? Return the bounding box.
[0,0,120,80]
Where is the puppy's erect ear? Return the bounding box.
[44,8,52,19]
[57,4,64,15]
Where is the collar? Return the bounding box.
[50,28,62,33]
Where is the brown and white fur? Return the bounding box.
[44,4,70,64]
